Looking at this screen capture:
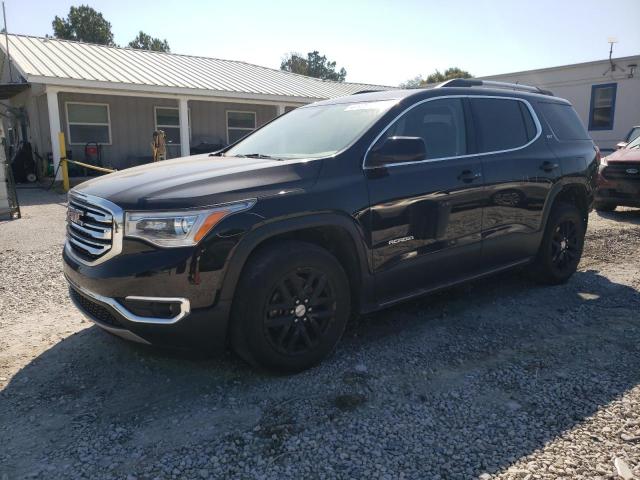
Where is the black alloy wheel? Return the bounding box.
[264,267,336,356]
[550,220,579,273]
[529,202,585,285]
[231,241,350,372]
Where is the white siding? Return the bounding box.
[54,93,279,169]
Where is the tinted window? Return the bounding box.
[538,102,590,141]
[377,98,467,160]
[519,102,537,141]
[470,98,532,152]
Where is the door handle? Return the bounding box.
[458,170,482,183]
[540,161,560,172]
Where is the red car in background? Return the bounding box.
[595,134,640,211]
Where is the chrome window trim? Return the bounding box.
[66,190,124,266]
[362,95,543,170]
[66,274,191,325]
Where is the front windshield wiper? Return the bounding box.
[234,153,281,160]
[208,151,225,157]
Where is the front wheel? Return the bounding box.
[230,241,351,372]
[529,203,586,285]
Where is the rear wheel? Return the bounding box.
[529,203,585,285]
[230,241,350,372]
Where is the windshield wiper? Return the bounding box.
[235,153,280,160]
[208,151,225,157]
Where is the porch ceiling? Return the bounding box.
[0,82,29,99]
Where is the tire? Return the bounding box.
[230,240,351,372]
[529,203,586,285]
[594,202,617,212]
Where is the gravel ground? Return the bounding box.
[1,188,640,480]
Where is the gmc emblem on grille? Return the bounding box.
[67,206,83,226]
[626,168,639,175]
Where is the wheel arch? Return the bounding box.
[542,181,592,228]
[219,213,374,316]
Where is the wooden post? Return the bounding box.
[59,132,70,192]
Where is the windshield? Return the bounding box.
[628,135,640,149]
[226,99,398,159]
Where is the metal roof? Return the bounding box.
[0,34,388,102]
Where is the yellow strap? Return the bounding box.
[65,159,116,173]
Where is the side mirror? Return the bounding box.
[616,141,628,150]
[368,136,426,167]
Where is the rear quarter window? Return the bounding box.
[538,102,590,141]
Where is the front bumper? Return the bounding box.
[596,167,640,207]
[64,247,233,350]
[595,187,640,207]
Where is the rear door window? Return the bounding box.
[470,98,535,153]
[376,98,467,160]
[538,102,590,141]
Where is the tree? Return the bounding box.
[400,67,472,88]
[399,75,426,89]
[52,5,114,45]
[128,31,170,52]
[280,51,347,82]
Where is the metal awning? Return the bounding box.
[0,83,30,99]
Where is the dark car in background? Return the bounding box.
[63,79,599,372]
[595,134,640,211]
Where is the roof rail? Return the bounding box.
[437,78,554,96]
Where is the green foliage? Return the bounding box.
[128,31,170,52]
[399,75,426,89]
[280,51,347,82]
[52,5,114,45]
[400,67,472,88]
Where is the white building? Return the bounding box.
[482,55,640,152]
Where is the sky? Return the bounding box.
[6,0,640,86]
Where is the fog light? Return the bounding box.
[121,298,182,319]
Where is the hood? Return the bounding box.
[605,148,640,163]
[73,154,323,210]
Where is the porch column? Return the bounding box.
[178,98,190,157]
[46,87,62,180]
[276,105,285,116]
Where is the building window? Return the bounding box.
[589,83,617,131]
[66,102,111,145]
[154,107,190,145]
[227,111,256,144]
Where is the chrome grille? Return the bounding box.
[65,192,123,265]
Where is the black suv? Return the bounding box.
[64,79,598,371]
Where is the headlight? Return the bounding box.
[124,200,255,247]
